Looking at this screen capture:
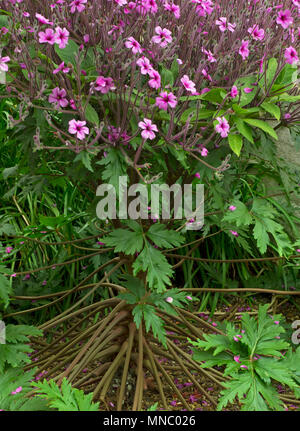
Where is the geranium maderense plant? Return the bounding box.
[0,0,300,410]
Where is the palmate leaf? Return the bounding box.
[192,350,233,367]
[132,304,166,347]
[103,221,144,255]
[34,378,100,411]
[0,368,51,411]
[96,148,127,192]
[0,324,43,372]
[133,242,173,292]
[146,223,185,248]
[255,357,297,389]
[242,377,283,411]
[222,200,252,227]
[218,373,252,411]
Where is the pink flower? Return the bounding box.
[192,0,214,17]
[125,37,142,54]
[215,116,230,138]
[216,17,236,32]
[195,172,201,179]
[296,249,300,253]
[244,87,253,93]
[181,75,197,94]
[274,320,280,325]
[239,40,249,60]
[94,76,116,93]
[155,91,177,110]
[240,365,248,370]
[229,205,236,211]
[148,69,161,89]
[138,118,158,140]
[38,28,56,45]
[0,56,10,72]
[248,25,265,41]
[163,2,180,18]
[136,56,153,75]
[5,246,13,254]
[201,147,208,156]
[70,0,87,13]
[35,13,53,26]
[230,85,238,98]
[53,61,70,74]
[68,119,89,140]
[55,27,69,49]
[234,355,241,363]
[284,46,299,64]
[83,34,90,43]
[151,26,172,48]
[166,297,174,303]
[276,9,293,29]
[186,295,193,300]
[230,230,239,237]
[201,68,212,81]
[233,336,239,342]
[11,386,22,395]
[48,87,68,108]
[115,0,127,5]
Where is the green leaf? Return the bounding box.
[233,75,258,107]
[96,148,127,192]
[146,224,184,248]
[222,200,252,227]
[74,151,94,172]
[54,39,79,68]
[228,134,243,157]
[0,325,42,372]
[243,118,278,140]
[133,242,173,292]
[260,102,281,121]
[0,273,12,308]
[218,373,252,410]
[103,224,144,255]
[84,103,99,126]
[234,117,254,143]
[34,378,100,411]
[133,304,166,347]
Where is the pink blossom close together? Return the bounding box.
[181,74,197,93]
[55,27,69,49]
[248,25,265,41]
[94,76,116,93]
[115,0,127,5]
[38,28,56,45]
[215,116,230,138]
[230,85,238,98]
[163,2,180,18]
[201,147,208,156]
[68,119,89,140]
[0,56,10,72]
[276,9,293,29]
[284,46,299,64]
[124,37,142,54]
[239,40,250,60]
[5,246,13,254]
[151,26,172,47]
[148,69,161,89]
[215,17,236,32]
[166,296,173,303]
[70,0,87,13]
[48,87,68,108]
[229,205,236,211]
[53,61,70,74]
[35,13,53,26]
[192,0,214,17]
[136,56,153,75]
[155,91,177,110]
[138,118,158,140]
